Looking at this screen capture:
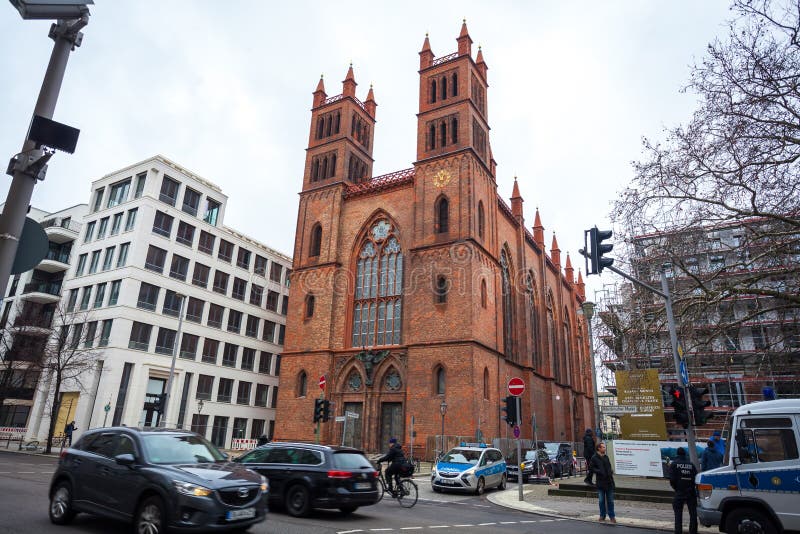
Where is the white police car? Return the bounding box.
[431,443,507,495]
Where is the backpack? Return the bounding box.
[399,459,414,476]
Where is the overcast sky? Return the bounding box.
[1,0,733,297]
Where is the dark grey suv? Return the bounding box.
[48,427,268,532]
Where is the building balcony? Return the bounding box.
[21,281,62,304]
[41,217,80,244]
[37,249,71,273]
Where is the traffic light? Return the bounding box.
[669,387,689,428]
[589,227,614,274]
[313,399,325,423]
[501,396,520,426]
[690,386,712,426]
[321,400,331,422]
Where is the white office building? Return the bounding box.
[27,155,290,448]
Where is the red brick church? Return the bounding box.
[275,22,595,455]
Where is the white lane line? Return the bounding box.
[452,526,475,528]
[337,531,363,534]
[428,527,451,529]
[500,521,518,524]
[477,523,496,526]
[369,530,394,532]
[520,520,539,523]
[17,471,35,474]
[400,528,423,531]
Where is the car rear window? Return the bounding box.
[332,452,372,469]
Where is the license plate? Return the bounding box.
[226,508,256,521]
[354,482,372,490]
[440,479,456,486]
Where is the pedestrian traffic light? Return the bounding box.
[321,399,331,422]
[690,386,712,426]
[589,227,614,274]
[501,396,520,426]
[670,387,690,428]
[313,399,325,423]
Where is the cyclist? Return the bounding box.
[377,437,405,495]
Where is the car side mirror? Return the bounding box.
[115,453,136,466]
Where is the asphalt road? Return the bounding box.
[0,450,663,534]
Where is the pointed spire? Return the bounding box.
[419,32,434,69]
[313,74,327,107]
[550,232,561,268]
[577,270,586,300]
[343,62,357,98]
[364,83,377,118]
[565,253,574,284]
[457,18,473,57]
[511,176,524,218]
[476,45,488,80]
[533,208,544,248]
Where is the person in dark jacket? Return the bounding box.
[257,434,269,446]
[377,437,405,494]
[64,421,77,447]
[583,429,596,485]
[589,442,616,523]
[669,447,698,534]
[700,440,723,472]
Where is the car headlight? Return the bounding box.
[260,476,269,494]
[172,480,213,497]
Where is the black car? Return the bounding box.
[506,448,550,482]
[48,427,268,532]
[234,442,379,516]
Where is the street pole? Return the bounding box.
[581,301,603,438]
[439,400,447,459]
[162,294,186,427]
[0,14,88,301]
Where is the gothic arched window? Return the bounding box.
[483,367,489,399]
[440,122,447,147]
[435,365,445,395]
[547,290,558,380]
[451,117,458,144]
[478,201,485,239]
[429,124,436,149]
[480,279,487,308]
[334,111,341,133]
[527,272,539,368]
[440,76,447,100]
[352,220,403,347]
[435,196,449,234]
[305,294,315,319]
[562,306,572,385]
[431,79,437,103]
[310,224,322,257]
[452,72,458,97]
[297,371,307,397]
[501,249,515,359]
[329,154,337,177]
[435,275,448,304]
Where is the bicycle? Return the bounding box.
[376,463,418,508]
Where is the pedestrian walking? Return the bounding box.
[64,421,77,447]
[583,428,596,485]
[700,439,723,472]
[590,441,616,523]
[669,447,698,534]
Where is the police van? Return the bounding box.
[696,398,800,534]
[431,443,507,495]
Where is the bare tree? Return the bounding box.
[41,305,100,454]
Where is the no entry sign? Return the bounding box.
[319,375,326,390]
[508,377,525,397]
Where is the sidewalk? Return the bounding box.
[487,475,716,533]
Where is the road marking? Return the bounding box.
[500,521,517,524]
[428,527,450,529]
[337,531,363,534]
[477,523,496,526]
[369,529,394,532]
[453,525,475,528]
[399,528,423,531]
[17,471,35,474]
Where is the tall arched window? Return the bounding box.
[480,279,487,308]
[431,80,437,103]
[321,158,328,179]
[334,111,341,133]
[429,124,436,149]
[310,224,322,257]
[562,306,572,386]
[298,371,308,397]
[329,154,337,177]
[452,73,458,96]
[435,196,449,234]
[305,294,315,318]
[325,116,332,137]
[527,272,538,368]
[440,122,447,146]
[451,117,458,144]
[547,290,558,380]
[501,249,515,359]
[352,220,403,347]
[478,201,485,239]
[483,368,489,399]
[316,117,324,139]
[435,366,445,395]
[440,76,447,100]
[435,275,448,304]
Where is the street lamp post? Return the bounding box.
[0,1,92,301]
[580,301,603,438]
[439,400,447,458]
[162,293,186,427]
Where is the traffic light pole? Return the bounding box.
[602,264,700,468]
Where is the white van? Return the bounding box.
[696,398,800,534]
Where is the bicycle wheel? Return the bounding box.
[377,478,386,502]
[396,479,418,508]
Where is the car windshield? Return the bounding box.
[441,449,482,464]
[507,449,537,463]
[333,452,372,469]
[142,434,225,464]
[543,443,560,456]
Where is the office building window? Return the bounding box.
[192,262,210,288]
[213,271,229,294]
[278,324,285,345]
[152,210,174,238]
[236,382,252,405]
[249,284,263,306]
[245,315,259,338]
[222,343,238,367]
[97,217,109,239]
[83,221,96,243]
[270,262,283,283]
[204,198,220,226]
[102,246,115,271]
[116,242,130,267]
[241,348,255,371]
[159,175,180,206]
[93,283,106,308]
[182,187,201,216]
[254,255,267,276]
[99,319,112,346]
[108,280,121,305]
[137,282,160,311]
[232,278,247,301]
[281,296,288,315]
[162,290,183,317]
[176,221,195,247]
[75,254,87,276]
[217,378,233,403]
[169,254,189,281]
[186,297,204,323]
[266,291,278,312]
[198,230,215,254]
[155,327,177,355]
[218,240,234,262]
[201,338,219,364]
[270,386,278,408]
[110,212,123,235]
[237,248,251,270]
[207,304,224,329]
[88,250,101,274]
[91,188,104,212]
[125,208,137,231]
[134,172,146,198]
[145,245,167,273]
[79,287,92,310]
[180,333,199,360]
[107,178,131,208]
[128,322,152,351]
[259,352,272,374]
[262,321,276,343]
[227,310,242,334]
[196,375,214,400]
[250,419,265,440]
[255,384,268,407]
[67,288,78,311]
[84,321,98,348]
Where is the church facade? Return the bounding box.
[275,23,595,455]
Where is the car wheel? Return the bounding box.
[497,473,507,490]
[49,481,77,525]
[475,477,486,495]
[285,484,311,518]
[339,505,358,515]
[724,507,777,534]
[135,495,166,534]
